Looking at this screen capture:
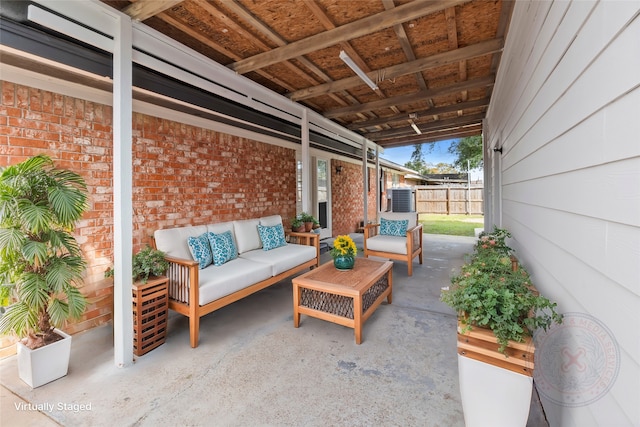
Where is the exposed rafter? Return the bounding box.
[99,0,513,148]
[228,0,468,74]
[348,97,490,131]
[288,39,503,101]
[122,0,182,21]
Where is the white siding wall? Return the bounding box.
[485,1,640,426]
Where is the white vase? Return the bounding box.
[458,354,533,427]
[17,328,72,388]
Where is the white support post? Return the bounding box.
[362,141,368,225]
[113,14,134,367]
[301,109,311,214]
[375,146,380,214]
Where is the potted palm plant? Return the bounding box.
[441,227,562,426]
[0,155,89,388]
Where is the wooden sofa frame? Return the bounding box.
[154,231,319,348]
[363,222,423,276]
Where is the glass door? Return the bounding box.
[314,158,331,238]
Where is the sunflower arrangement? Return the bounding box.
[330,235,357,258]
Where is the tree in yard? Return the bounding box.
[404,144,426,173]
[424,162,458,174]
[448,135,483,171]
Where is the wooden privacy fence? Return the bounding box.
[415,185,484,215]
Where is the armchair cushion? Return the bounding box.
[366,234,409,255]
[380,218,409,236]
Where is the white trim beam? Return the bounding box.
[113,14,134,368]
[301,109,311,214]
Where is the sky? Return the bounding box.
[379,139,484,181]
[379,139,457,167]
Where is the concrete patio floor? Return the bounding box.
[1,234,548,427]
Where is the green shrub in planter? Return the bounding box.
[441,227,562,353]
[105,245,169,284]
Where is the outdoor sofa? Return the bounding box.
[154,215,319,348]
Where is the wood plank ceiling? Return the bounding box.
[102,0,513,149]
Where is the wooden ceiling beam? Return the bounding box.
[382,0,428,92]
[122,0,182,21]
[228,0,468,74]
[192,0,321,88]
[289,38,503,101]
[378,126,482,147]
[155,11,297,94]
[366,112,486,140]
[324,75,494,118]
[303,0,403,123]
[217,0,355,110]
[301,0,387,118]
[348,97,490,130]
[445,6,468,107]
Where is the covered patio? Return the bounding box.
[1,234,549,426]
[1,1,638,426]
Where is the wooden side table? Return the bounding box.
[132,276,168,356]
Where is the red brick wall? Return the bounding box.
[1,81,297,335]
[1,81,114,334]
[367,167,378,221]
[130,114,297,248]
[331,160,377,236]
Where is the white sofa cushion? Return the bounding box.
[366,234,408,255]
[155,225,208,260]
[240,244,317,276]
[198,258,272,306]
[233,219,262,254]
[259,215,283,226]
[206,221,236,240]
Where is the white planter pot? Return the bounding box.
[458,354,533,427]
[17,329,72,388]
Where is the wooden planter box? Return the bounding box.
[457,321,535,377]
[132,276,168,356]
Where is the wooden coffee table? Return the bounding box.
[292,258,393,344]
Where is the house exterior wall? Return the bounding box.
[484,2,639,426]
[1,81,115,334]
[0,80,298,335]
[331,160,377,236]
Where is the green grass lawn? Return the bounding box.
[419,214,484,237]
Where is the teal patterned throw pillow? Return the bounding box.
[380,218,409,236]
[207,231,238,266]
[187,233,213,269]
[258,224,287,251]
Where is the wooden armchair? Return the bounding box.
[363,212,423,276]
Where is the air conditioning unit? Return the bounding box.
[390,188,415,212]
